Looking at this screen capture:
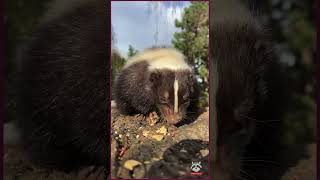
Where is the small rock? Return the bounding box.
[151,157,161,161]
[144,161,151,164]
[132,165,145,178]
[142,131,150,137]
[200,149,209,157]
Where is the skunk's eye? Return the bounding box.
[182,93,190,106]
[159,97,168,104]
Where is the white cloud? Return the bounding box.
[166,6,184,26]
[111,1,190,58]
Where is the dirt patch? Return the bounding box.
[111,107,210,179]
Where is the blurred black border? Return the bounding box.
[1,0,4,178]
[0,0,319,179]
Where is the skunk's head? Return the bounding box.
[126,47,197,125]
[213,21,274,179]
[149,69,196,125]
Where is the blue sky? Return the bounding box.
[111,1,191,57]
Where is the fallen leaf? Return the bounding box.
[156,126,167,135]
[123,160,142,171]
[151,134,165,141]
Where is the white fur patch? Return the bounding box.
[174,79,179,113]
[164,91,169,99]
[123,48,192,71]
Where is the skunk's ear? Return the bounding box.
[149,71,161,83]
[189,73,194,82]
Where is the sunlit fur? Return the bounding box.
[123,48,192,71]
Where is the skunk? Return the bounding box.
[115,47,199,125]
[210,0,274,179]
[14,0,109,170]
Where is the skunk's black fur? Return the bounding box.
[16,0,109,170]
[210,0,275,179]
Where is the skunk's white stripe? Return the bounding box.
[174,79,179,113]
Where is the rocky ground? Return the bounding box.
[111,107,210,179]
[4,107,316,180]
[4,145,106,180]
[4,107,210,180]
